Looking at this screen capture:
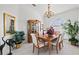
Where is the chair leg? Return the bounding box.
[56,45,59,54]
[48,45,51,55]
[52,45,53,49]
[62,41,64,47]
[43,42,45,49]
[48,46,50,54]
[44,42,45,46]
[38,48,39,55]
[33,44,34,53]
[59,43,61,50]
[59,40,64,50]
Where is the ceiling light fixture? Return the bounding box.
[44,4,54,18]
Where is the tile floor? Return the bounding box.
[11,40,79,55]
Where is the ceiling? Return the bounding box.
[33,4,79,14]
[18,4,79,18]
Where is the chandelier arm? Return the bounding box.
[48,4,50,11]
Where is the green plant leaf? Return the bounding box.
[63,20,79,43]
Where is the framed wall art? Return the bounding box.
[3,12,16,36]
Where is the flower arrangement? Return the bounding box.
[47,27,54,36]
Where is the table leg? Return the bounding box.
[48,41,51,55]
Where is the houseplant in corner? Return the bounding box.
[63,20,79,45]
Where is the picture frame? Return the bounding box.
[3,12,16,36]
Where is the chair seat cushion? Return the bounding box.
[39,43,45,48]
[52,38,57,42]
[51,38,58,46]
[51,42,57,46]
[35,42,45,48]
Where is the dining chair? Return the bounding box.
[58,33,64,50]
[30,33,46,55]
[51,34,62,53]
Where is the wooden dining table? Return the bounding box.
[37,32,59,54]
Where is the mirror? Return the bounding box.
[3,12,16,36]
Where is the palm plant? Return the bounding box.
[63,20,79,45]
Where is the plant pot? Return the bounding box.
[16,44,21,48]
[75,42,79,46]
[71,41,76,46]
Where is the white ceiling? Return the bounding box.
[18,4,79,18]
[33,4,79,14]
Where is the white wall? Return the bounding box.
[0,4,19,45]
[17,5,44,42]
[43,8,79,39]
[0,4,19,37]
[0,4,19,54]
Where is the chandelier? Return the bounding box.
[44,4,54,18]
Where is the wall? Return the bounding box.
[0,4,19,36]
[0,4,19,44]
[17,4,44,42]
[15,5,79,41]
[0,4,44,44]
[0,4,43,54]
[0,4,19,54]
[43,8,79,39]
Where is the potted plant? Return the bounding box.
[63,20,79,45]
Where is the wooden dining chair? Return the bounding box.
[30,33,46,55]
[51,34,61,53]
[58,33,64,50]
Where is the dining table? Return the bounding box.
[37,32,60,54]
